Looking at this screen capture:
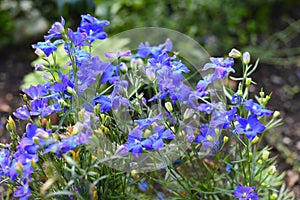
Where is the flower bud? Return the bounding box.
[131,169,139,179]
[94,104,100,115]
[237,89,243,96]
[251,136,259,144]
[259,90,265,98]
[257,159,263,165]
[262,150,270,160]
[0,143,7,148]
[58,99,68,107]
[33,136,40,145]
[144,129,152,138]
[242,52,250,64]
[263,95,271,104]
[145,68,156,81]
[228,48,241,58]
[119,62,128,73]
[249,152,253,159]
[130,58,143,69]
[273,111,280,118]
[34,64,47,71]
[245,77,252,87]
[78,109,85,122]
[66,86,76,95]
[22,94,28,102]
[270,193,278,200]
[268,165,276,175]
[165,102,173,113]
[6,116,16,132]
[223,136,229,144]
[16,162,23,173]
[206,135,214,142]
[54,21,65,34]
[31,158,37,169]
[34,48,46,57]
[183,108,194,120]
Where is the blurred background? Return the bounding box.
[0,0,300,197]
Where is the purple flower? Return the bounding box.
[127,128,143,157]
[76,56,111,94]
[92,95,112,113]
[226,163,232,173]
[23,84,50,100]
[243,99,273,117]
[141,126,175,150]
[79,14,109,42]
[194,125,218,149]
[67,29,87,48]
[115,144,129,156]
[232,184,258,200]
[198,103,213,114]
[138,181,148,192]
[29,99,61,117]
[44,17,65,41]
[13,106,30,120]
[232,93,242,105]
[234,115,265,140]
[100,63,120,84]
[134,114,162,130]
[14,182,31,200]
[0,148,12,177]
[105,50,131,59]
[203,57,235,83]
[135,38,172,58]
[32,40,62,57]
[210,107,237,129]
[44,110,97,156]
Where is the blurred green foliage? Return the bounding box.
[1,0,300,59]
[94,0,279,54]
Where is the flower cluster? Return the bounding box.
[0,15,287,199]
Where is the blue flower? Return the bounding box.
[105,50,131,59]
[134,114,162,130]
[23,83,50,100]
[115,144,129,156]
[138,181,148,192]
[210,107,237,129]
[194,125,219,149]
[32,40,62,57]
[92,95,112,113]
[243,99,273,117]
[203,57,235,83]
[226,162,232,173]
[231,93,242,105]
[79,14,109,42]
[135,38,172,58]
[141,126,175,150]
[232,184,258,200]
[0,148,12,177]
[234,115,265,140]
[76,56,113,94]
[29,99,61,117]
[44,110,97,157]
[13,106,30,120]
[14,182,31,200]
[67,29,87,48]
[44,16,65,41]
[127,128,144,157]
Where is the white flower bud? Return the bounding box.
[165,102,173,113]
[243,52,250,64]
[229,48,241,58]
